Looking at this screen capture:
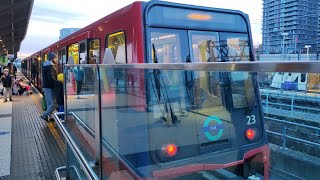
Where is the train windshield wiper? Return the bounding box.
[151,43,179,125]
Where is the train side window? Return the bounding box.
[107,31,126,63]
[89,39,100,64]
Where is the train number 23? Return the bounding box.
[246,115,256,125]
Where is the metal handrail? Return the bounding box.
[58,111,142,179]
[70,112,95,137]
[265,116,320,149]
[55,166,66,180]
[265,117,320,131]
[55,166,82,180]
[267,131,320,147]
[262,101,320,113]
[64,61,320,73]
[53,112,99,180]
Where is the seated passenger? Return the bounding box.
[18,78,32,95]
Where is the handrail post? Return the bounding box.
[290,91,294,117]
[94,65,102,179]
[266,88,269,113]
[282,125,287,150]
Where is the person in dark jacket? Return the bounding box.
[41,52,58,121]
[1,68,13,102]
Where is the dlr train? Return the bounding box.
[22,1,269,179]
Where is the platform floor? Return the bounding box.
[3,73,66,180]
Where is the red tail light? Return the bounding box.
[162,144,178,157]
[246,128,256,140]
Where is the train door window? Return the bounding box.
[219,33,251,62]
[79,41,87,64]
[89,39,100,64]
[107,31,126,63]
[189,31,220,62]
[301,73,306,82]
[68,43,79,64]
[59,48,67,73]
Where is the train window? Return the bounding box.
[151,31,185,63]
[68,43,79,64]
[189,31,220,62]
[107,31,126,63]
[231,72,254,108]
[89,39,100,64]
[219,33,250,62]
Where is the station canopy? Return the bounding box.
[0,0,34,57]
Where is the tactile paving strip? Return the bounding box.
[10,88,66,179]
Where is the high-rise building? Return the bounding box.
[59,28,81,40]
[262,0,319,54]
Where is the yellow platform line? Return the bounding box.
[29,84,67,153]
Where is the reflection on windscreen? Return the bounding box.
[231,72,255,108]
[151,32,182,63]
[190,31,251,62]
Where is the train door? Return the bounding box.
[79,40,88,64]
[148,28,202,161]
[59,47,67,73]
[89,39,100,64]
[79,40,89,92]
[188,30,232,151]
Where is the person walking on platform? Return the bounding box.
[1,68,13,102]
[41,52,58,122]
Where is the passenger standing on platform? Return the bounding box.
[41,52,58,122]
[1,68,13,102]
[73,60,84,99]
[54,73,64,119]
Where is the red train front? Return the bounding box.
[21,1,269,179]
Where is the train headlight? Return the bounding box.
[245,128,256,140]
[162,144,178,157]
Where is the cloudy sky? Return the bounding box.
[18,0,263,57]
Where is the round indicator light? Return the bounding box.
[246,129,256,140]
[163,144,177,157]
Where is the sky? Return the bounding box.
[18,0,263,58]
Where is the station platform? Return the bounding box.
[0,72,66,180]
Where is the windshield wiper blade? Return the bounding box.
[151,43,179,125]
